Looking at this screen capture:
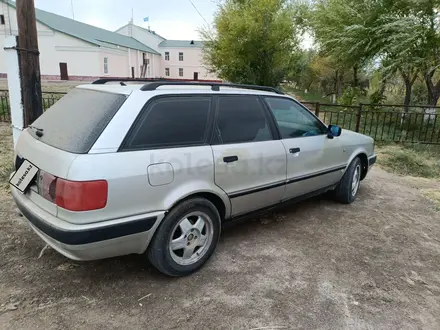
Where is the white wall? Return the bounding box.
[0,4,100,78]
[160,47,217,80]
[116,24,164,52]
[0,4,158,79]
[98,49,129,77]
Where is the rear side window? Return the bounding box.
[216,95,272,144]
[125,96,212,149]
[30,89,127,154]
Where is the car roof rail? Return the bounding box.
[140,81,285,95]
[92,78,168,85]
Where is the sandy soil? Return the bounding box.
[1,124,440,330]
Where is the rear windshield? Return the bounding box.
[30,89,127,154]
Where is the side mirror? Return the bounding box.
[328,125,342,139]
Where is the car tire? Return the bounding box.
[147,197,221,276]
[333,157,362,204]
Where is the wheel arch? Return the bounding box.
[165,187,231,221]
[347,150,369,180]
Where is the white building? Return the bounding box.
[116,24,217,81]
[0,0,218,81]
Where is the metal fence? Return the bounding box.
[302,102,440,144]
[0,90,439,144]
[0,90,66,123]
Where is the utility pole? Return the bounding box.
[71,0,75,20]
[16,0,43,127]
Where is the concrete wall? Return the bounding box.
[160,47,217,80]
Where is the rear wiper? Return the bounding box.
[28,125,44,137]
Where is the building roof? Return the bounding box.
[159,40,204,48]
[4,0,161,55]
[116,23,166,41]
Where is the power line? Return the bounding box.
[187,0,209,26]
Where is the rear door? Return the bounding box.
[211,95,287,217]
[264,97,347,200]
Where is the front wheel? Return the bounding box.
[147,198,221,276]
[333,157,362,204]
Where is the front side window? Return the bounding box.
[103,57,108,74]
[179,52,184,61]
[265,97,327,139]
[179,68,183,77]
[216,96,272,144]
[165,52,169,61]
[125,96,212,149]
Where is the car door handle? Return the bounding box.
[289,148,301,154]
[223,156,238,163]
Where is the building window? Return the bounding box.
[165,52,169,61]
[165,68,170,76]
[179,68,183,77]
[0,15,5,25]
[179,52,184,61]
[104,57,108,74]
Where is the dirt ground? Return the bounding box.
[1,125,440,330]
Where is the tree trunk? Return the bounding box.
[403,77,412,113]
[425,76,440,106]
[424,74,439,123]
[353,65,358,88]
[378,79,386,100]
[336,71,343,97]
[332,70,339,104]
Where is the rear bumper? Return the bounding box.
[11,187,165,261]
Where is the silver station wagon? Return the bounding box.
[10,80,376,276]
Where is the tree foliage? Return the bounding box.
[307,0,440,106]
[201,0,298,87]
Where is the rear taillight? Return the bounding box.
[37,171,57,203]
[56,179,108,211]
[38,170,107,211]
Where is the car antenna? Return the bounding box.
[120,82,127,86]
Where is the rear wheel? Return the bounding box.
[147,198,221,276]
[333,157,362,204]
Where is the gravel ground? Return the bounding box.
[1,124,440,330]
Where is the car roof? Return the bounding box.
[77,83,287,97]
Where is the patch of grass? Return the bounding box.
[0,159,13,191]
[377,144,440,179]
[422,189,440,211]
[0,123,14,191]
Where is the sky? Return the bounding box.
[34,0,218,40]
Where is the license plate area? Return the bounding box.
[9,160,39,193]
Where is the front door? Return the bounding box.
[263,96,346,200]
[211,95,287,217]
[59,63,68,80]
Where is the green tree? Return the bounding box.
[201,0,298,87]
[309,0,428,108]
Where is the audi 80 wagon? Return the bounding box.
[10,80,376,276]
